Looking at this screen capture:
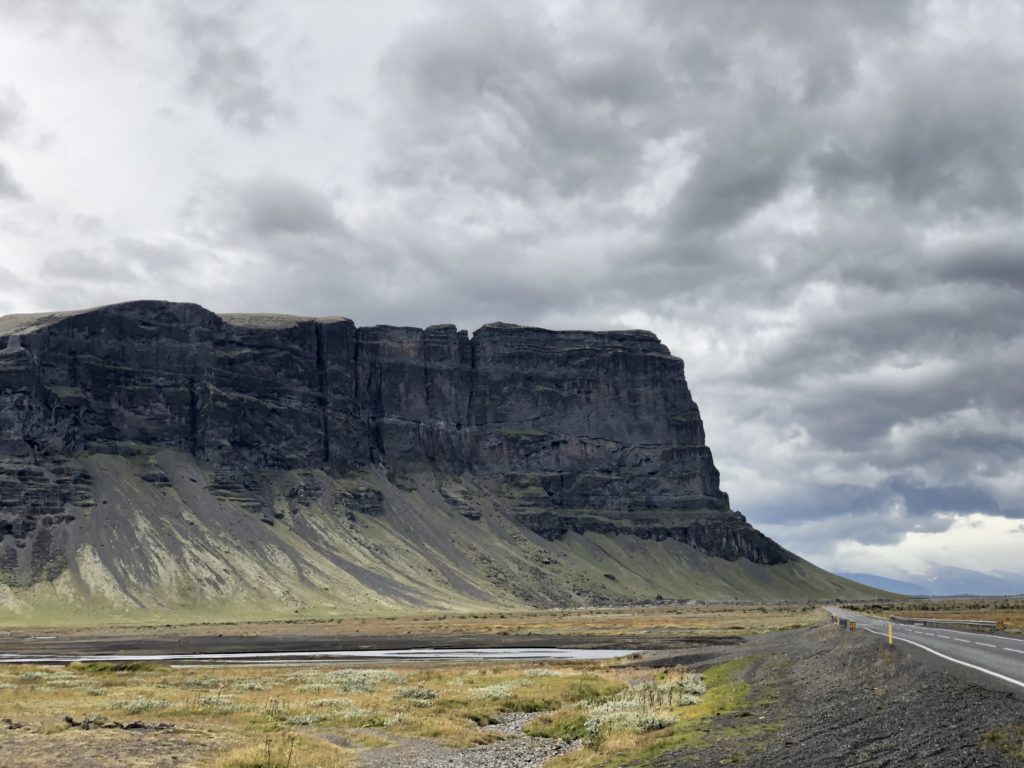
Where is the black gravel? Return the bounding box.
[652,624,1024,767]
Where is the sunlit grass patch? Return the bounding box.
[289,668,405,693]
[583,671,706,744]
[525,704,590,741]
[0,655,726,766]
[982,724,1024,758]
[186,694,245,715]
[542,659,763,767]
[15,670,53,682]
[524,667,570,677]
[395,685,437,700]
[211,732,354,768]
[111,696,171,714]
[464,681,523,700]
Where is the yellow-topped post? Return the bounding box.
[888,622,893,645]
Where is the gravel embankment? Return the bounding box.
[652,624,1024,767]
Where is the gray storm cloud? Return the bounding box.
[0,162,22,198]
[2,0,1023,571]
[170,3,289,133]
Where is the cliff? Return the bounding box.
[0,301,867,622]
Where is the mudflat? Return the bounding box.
[0,631,739,659]
[0,603,806,658]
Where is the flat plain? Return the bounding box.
[4,602,1024,767]
[0,603,817,767]
[0,602,822,654]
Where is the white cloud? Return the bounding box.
[825,514,1024,576]
[1,0,1022,576]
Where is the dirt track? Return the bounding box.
[651,623,1024,767]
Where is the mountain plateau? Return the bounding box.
[0,301,878,623]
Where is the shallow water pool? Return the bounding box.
[0,647,638,665]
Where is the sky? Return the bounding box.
[1,0,1022,579]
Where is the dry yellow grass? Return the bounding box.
[209,734,353,768]
[0,660,632,766]
[0,657,749,767]
[0,604,807,766]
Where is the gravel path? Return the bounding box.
[357,712,580,768]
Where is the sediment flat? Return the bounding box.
[0,630,739,659]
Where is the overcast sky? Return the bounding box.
[1,0,1022,579]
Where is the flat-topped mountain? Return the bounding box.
[0,301,876,622]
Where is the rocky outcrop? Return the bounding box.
[0,301,793,603]
[517,511,788,564]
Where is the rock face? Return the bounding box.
[0,301,816,617]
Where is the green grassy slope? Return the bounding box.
[0,450,886,626]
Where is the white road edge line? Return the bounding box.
[861,626,1024,690]
[924,626,1022,643]
[866,617,1024,644]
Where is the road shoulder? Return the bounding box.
[651,624,1024,766]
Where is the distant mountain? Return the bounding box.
[920,566,1024,597]
[837,572,929,596]
[839,566,1024,597]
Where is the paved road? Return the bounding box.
[828,606,1024,691]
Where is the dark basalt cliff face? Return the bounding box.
[0,301,792,606]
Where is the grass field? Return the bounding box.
[0,656,758,767]
[0,603,815,767]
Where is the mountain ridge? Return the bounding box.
[839,567,1024,597]
[0,300,880,622]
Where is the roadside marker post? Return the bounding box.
[888,622,893,646]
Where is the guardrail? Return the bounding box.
[890,616,1006,633]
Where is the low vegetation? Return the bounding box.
[0,653,775,767]
[982,724,1024,759]
[0,603,807,766]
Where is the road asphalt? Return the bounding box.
[829,606,1024,693]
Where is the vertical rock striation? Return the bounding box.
[0,300,789,597]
